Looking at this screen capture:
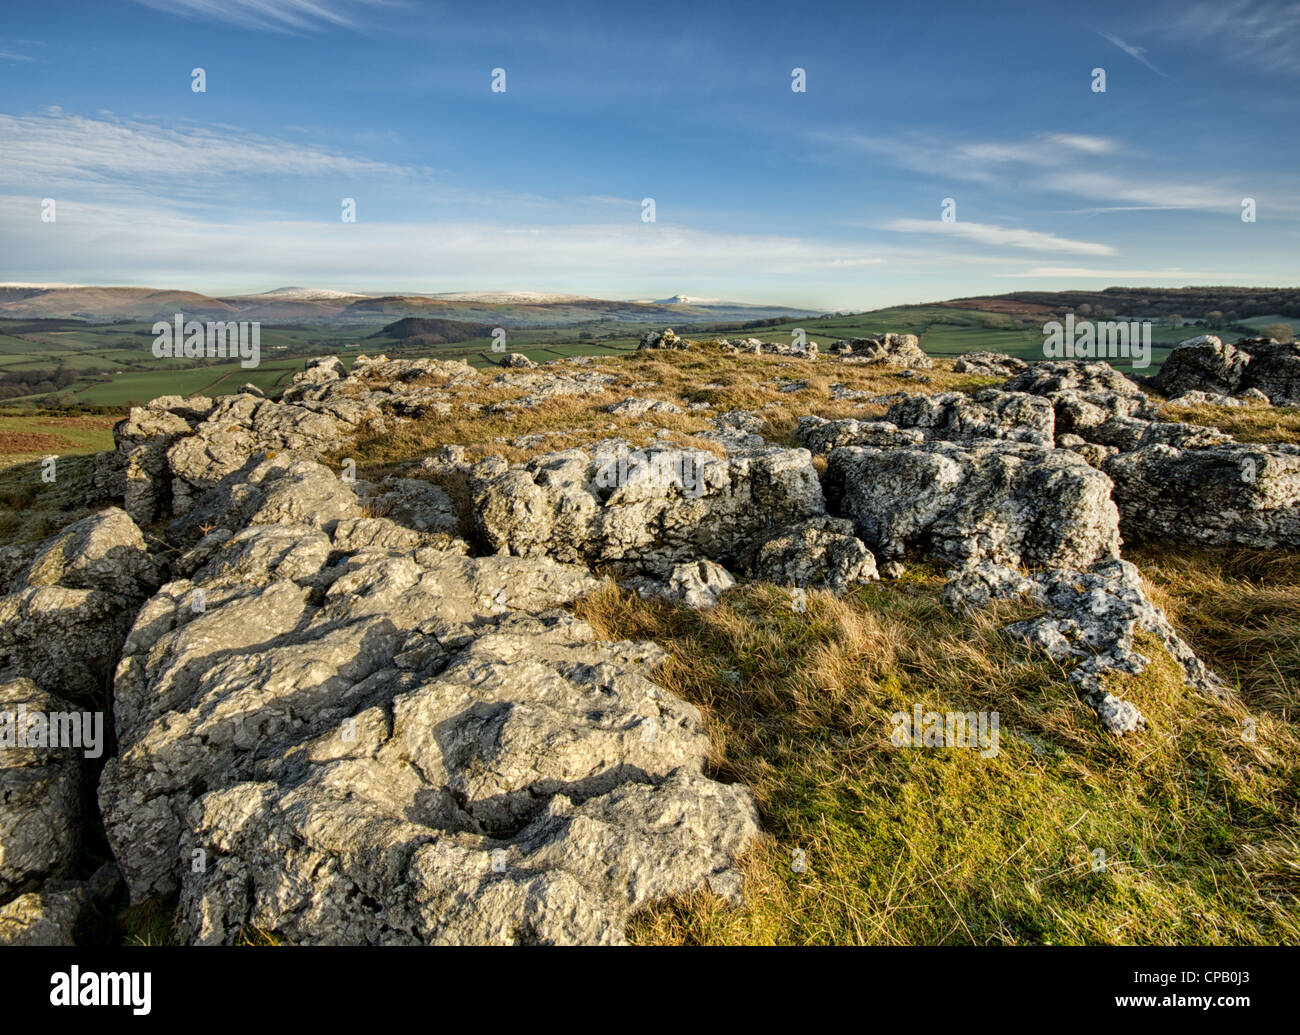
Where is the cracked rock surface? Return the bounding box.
[1154,335,1300,406]
[826,440,1121,571]
[0,508,159,700]
[470,440,825,577]
[98,488,759,941]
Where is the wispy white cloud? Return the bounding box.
[1163,0,1300,74]
[131,0,399,32]
[0,194,906,294]
[884,218,1115,255]
[825,130,1117,188]
[0,110,419,209]
[577,195,642,207]
[1043,170,1243,212]
[1098,31,1169,78]
[821,129,1277,215]
[999,266,1266,279]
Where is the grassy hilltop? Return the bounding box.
[1,300,1297,946]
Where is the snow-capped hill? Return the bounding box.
[653,294,720,305]
[430,291,596,304]
[251,287,366,301]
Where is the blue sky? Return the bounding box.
[2,0,1298,308]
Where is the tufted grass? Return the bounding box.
[1126,544,1300,719]
[575,574,1300,946]
[1161,403,1300,445]
[0,453,101,548]
[116,895,180,946]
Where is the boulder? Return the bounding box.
[89,399,212,521]
[658,559,737,609]
[0,864,121,947]
[167,455,362,547]
[1165,390,1259,409]
[797,416,924,454]
[833,334,932,369]
[97,520,759,942]
[1152,336,1251,398]
[363,477,461,537]
[940,558,1037,614]
[1004,360,1144,397]
[639,329,688,351]
[1103,442,1300,548]
[609,397,684,417]
[0,679,84,901]
[883,389,1056,447]
[738,516,877,592]
[826,440,1121,571]
[1001,360,1161,449]
[953,352,1029,378]
[291,356,347,385]
[1150,336,1300,407]
[470,442,826,577]
[1242,342,1300,406]
[0,509,159,700]
[166,396,355,513]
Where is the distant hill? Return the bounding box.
[0,286,238,322]
[936,287,1300,321]
[373,316,497,344]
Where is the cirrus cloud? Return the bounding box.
[883,218,1115,255]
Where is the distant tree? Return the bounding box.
[1077,303,1093,316]
[1260,322,1294,342]
[1207,310,1224,325]
[1168,313,1183,325]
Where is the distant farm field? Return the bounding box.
[0,302,1258,410]
[0,413,116,469]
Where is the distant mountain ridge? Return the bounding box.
[0,284,818,327]
[936,286,1300,320]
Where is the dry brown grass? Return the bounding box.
[1161,403,1300,445]
[341,350,992,479]
[1126,544,1300,719]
